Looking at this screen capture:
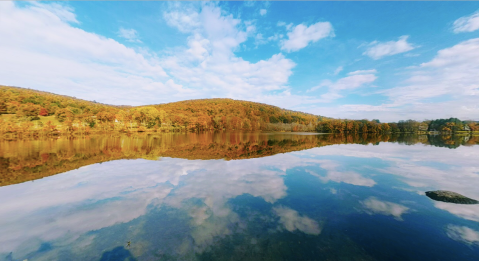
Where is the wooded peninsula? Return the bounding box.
[1,86,478,139]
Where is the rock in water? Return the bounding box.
[425,190,479,204]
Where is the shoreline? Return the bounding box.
[1,129,477,141]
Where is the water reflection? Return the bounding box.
[302,142,479,223]
[360,197,410,221]
[1,132,477,187]
[446,225,479,246]
[0,133,478,260]
[307,162,376,187]
[273,206,322,235]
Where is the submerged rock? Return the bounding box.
[425,190,479,204]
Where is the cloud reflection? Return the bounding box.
[446,225,479,245]
[2,139,478,259]
[305,143,479,222]
[306,160,376,187]
[0,152,320,257]
[0,160,174,254]
[273,206,321,235]
[433,202,479,222]
[361,197,410,221]
[187,204,242,253]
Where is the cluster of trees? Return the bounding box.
[427,118,479,132]
[315,118,478,134]
[1,86,478,137]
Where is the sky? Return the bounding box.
[1,1,479,122]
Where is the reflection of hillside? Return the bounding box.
[1,132,477,186]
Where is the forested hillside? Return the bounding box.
[152,98,320,131]
[0,85,478,138]
[0,86,320,135]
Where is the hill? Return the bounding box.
[1,85,478,137]
[0,85,321,136]
[151,98,321,131]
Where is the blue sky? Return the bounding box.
[1,1,479,121]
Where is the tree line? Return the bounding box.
[0,86,477,137]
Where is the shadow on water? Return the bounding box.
[99,246,137,261]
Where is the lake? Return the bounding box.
[1,132,478,261]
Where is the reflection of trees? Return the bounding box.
[1,133,477,186]
[427,135,479,149]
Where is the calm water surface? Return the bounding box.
[0,133,478,260]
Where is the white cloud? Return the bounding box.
[381,38,479,117]
[333,66,343,75]
[268,33,283,41]
[361,197,410,220]
[319,91,343,101]
[163,3,201,33]
[311,38,479,121]
[254,33,268,46]
[363,36,415,60]
[244,20,257,35]
[420,38,479,69]
[0,2,308,107]
[308,69,377,102]
[9,1,478,121]
[31,2,79,23]
[161,3,298,102]
[330,73,377,91]
[276,21,293,30]
[260,9,267,16]
[453,10,479,33]
[184,33,210,60]
[280,22,334,52]
[117,27,141,43]
[348,69,377,75]
[307,80,331,93]
[273,206,322,235]
[0,1,193,106]
[446,225,479,245]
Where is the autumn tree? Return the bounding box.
[55,108,73,122]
